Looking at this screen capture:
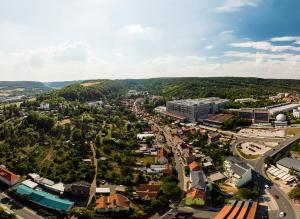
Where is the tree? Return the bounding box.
[264,156,274,165]
[288,187,300,200]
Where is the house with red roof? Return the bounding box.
[185,188,206,206]
[0,165,19,186]
[156,148,168,165]
[135,184,160,200]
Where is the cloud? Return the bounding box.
[230,41,300,52]
[219,30,234,35]
[53,42,89,62]
[119,24,157,36]
[270,36,300,42]
[215,0,260,12]
[205,45,214,50]
[224,51,300,61]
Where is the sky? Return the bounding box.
[1,0,300,81]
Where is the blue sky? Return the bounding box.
[0,0,300,81]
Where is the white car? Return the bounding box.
[265,184,270,189]
[279,211,285,217]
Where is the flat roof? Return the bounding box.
[268,103,300,114]
[14,184,73,212]
[168,97,228,106]
[277,157,300,172]
[96,187,110,193]
[22,179,38,189]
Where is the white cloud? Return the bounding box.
[215,0,260,12]
[230,41,300,52]
[52,42,89,62]
[219,30,234,35]
[119,24,157,36]
[205,45,214,50]
[270,36,300,42]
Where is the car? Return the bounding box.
[265,184,270,189]
[279,211,285,217]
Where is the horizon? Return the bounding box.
[1,0,300,81]
[2,75,300,83]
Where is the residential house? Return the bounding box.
[70,181,91,196]
[178,143,190,155]
[223,156,252,188]
[189,170,207,191]
[189,161,201,172]
[185,188,206,206]
[0,166,19,186]
[136,184,160,200]
[156,148,168,165]
[95,194,130,212]
[208,133,221,144]
[182,150,196,165]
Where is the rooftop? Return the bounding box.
[168,97,228,106]
[14,184,73,213]
[95,194,130,210]
[0,166,19,183]
[190,170,207,190]
[277,157,300,172]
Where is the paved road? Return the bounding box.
[0,190,43,219]
[240,133,300,219]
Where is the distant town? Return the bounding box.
[1,79,300,219]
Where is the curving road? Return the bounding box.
[239,133,300,219]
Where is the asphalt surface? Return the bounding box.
[0,190,43,219]
[241,133,300,219]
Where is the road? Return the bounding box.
[0,190,43,219]
[239,133,300,219]
[88,142,98,206]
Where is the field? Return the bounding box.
[287,127,300,135]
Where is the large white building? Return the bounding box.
[166,97,229,122]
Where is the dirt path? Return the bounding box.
[87,143,98,206]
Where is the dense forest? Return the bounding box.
[39,77,300,102]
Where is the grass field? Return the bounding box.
[287,127,300,135]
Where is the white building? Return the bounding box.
[39,103,50,110]
[223,156,252,188]
[166,97,229,122]
[293,108,300,119]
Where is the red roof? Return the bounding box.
[0,166,18,183]
[186,188,205,200]
[157,148,168,159]
[189,161,201,171]
[136,184,160,199]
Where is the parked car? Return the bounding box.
[265,184,270,189]
[279,211,285,217]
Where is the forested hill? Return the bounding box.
[47,77,300,101]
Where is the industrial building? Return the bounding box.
[236,108,270,123]
[166,97,229,122]
[267,103,300,115]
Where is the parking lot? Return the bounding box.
[239,142,270,156]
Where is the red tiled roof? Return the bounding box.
[0,166,18,183]
[95,194,130,210]
[157,148,168,159]
[189,161,201,171]
[136,184,160,199]
[186,188,205,200]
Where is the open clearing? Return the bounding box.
[81,82,100,87]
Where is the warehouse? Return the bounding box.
[268,103,300,115]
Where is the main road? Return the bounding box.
[239,133,300,219]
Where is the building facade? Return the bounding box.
[166,97,229,122]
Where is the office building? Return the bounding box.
[166,97,229,122]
